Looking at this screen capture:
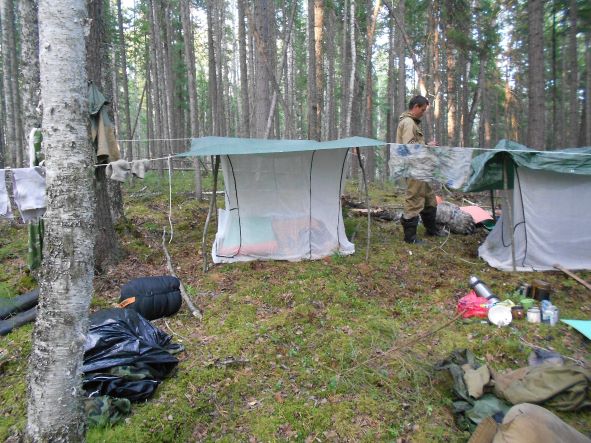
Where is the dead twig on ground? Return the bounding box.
[553,263,591,291]
[519,337,585,366]
[162,229,203,320]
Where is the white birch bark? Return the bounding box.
[26,0,95,441]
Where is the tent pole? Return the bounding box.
[503,156,516,271]
[202,155,220,272]
[355,147,371,263]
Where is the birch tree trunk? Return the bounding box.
[26,0,95,440]
[527,0,545,149]
[19,0,42,148]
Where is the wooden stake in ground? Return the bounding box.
[554,263,591,291]
[162,230,203,320]
[355,147,371,263]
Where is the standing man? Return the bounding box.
[397,95,445,244]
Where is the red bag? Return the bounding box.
[457,290,489,318]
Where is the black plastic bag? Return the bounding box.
[83,309,181,381]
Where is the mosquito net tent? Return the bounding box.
[177,136,385,263]
[463,140,591,271]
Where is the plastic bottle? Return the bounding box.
[469,276,500,305]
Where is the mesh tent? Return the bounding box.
[463,140,591,271]
[177,136,385,263]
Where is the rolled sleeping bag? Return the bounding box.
[119,276,182,321]
[0,288,39,320]
[0,306,37,336]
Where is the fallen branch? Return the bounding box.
[553,263,591,291]
[162,229,203,320]
[343,310,465,375]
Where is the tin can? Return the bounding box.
[511,305,525,320]
[545,306,559,326]
[541,300,552,323]
[527,307,541,323]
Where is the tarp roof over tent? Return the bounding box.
[176,136,385,264]
[463,140,591,271]
[463,139,591,192]
[176,136,385,156]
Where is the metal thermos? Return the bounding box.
[469,276,500,304]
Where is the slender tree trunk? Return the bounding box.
[238,0,250,137]
[326,8,337,139]
[314,0,324,140]
[86,0,123,270]
[307,0,318,140]
[1,0,23,166]
[363,0,381,180]
[586,34,591,146]
[252,0,274,138]
[26,0,95,440]
[19,0,42,152]
[206,1,219,135]
[181,0,202,198]
[345,0,356,137]
[527,0,545,149]
[338,0,349,138]
[395,0,406,119]
[116,0,132,160]
[551,1,558,148]
[566,0,578,147]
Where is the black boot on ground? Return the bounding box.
[420,206,447,237]
[400,216,424,244]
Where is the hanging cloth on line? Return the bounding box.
[11,167,46,222]
[388,144,474,189]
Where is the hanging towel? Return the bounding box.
[106,159,131,182]
[12,167,46,222]
[131,159,150,179]
[0,169,12,219]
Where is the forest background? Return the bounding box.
[1,0,591,178]
[1,0,591,441]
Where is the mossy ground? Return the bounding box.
[1,170,590,442]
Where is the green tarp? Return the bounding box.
[463,139,591,192]
[176,136,385,157]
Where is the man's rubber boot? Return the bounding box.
[401,216,424,244]
[420,206,447,237]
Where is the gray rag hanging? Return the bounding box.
[106,159,131,182]
[0,170,12,219]
[11,167,46,222]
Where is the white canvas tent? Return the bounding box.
[178,136,384,263]
[464,140,591,271]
